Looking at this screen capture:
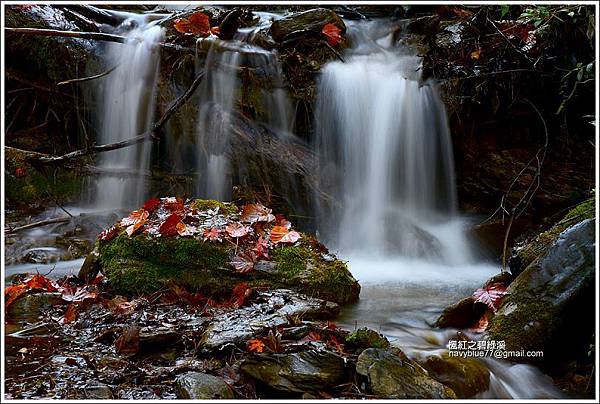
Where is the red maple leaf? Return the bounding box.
[240,203,275,224]
[322,23,342,46]
[98,225,120,242]
[159,214,182,237]
[231,282,251,308]
[142,197,161,213]
[174,12,211,37]
[473,283,507,313]
[225,222,251,238]
[252,236,269,259]
[203,227,223,242]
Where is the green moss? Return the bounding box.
[346,328,390,351]
[190,199,238,215]
[99,233,230,295]
[271,246,310,279]
[517,197,596,268]
[486,296,554,353]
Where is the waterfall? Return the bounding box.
[93,21,163,210]
[194,24,295,201]
[315,20,472,264]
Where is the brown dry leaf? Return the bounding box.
[225,222,251,238]
[240,203,275,224]
[63,304,77,324]
[230,252,255,273]
[115,326,140,355]
[247,338,265,353]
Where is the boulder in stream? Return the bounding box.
[95,198,360,304]
[487,218,595,368]
[240,349,346,393]
[355,348,457,399]
[420,353,490,398]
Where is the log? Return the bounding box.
[5,217,71,234]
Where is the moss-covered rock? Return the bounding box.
[487,218,595,368]
[510,197,595,275]
[96,199,360,304]
[269,8,345,43]
[345,327,390,353]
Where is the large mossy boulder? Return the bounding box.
[487,217,595,368]
[95,198,359,304]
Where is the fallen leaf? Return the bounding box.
[63,304,77,324]
[163,197,185,213]
[252,236,269,259]
[225,222,251,238]
[203,227,222,242]
[120,209,149,227]
[4,284,28,309]
[247,338,265,353]
[470,48,481,60]
[26,274,58,292]
[174,12,211,36]
[240,203,275,224]
[270,227,301,244]
[308,331,322,341]
[115,326,140,355]
[15,167,27,178]
[322,23,342,46]
[159,214,182,237]
[274,214,291,229]
[142,197,161,213]
[98,225,120,242]
[231,282,251,308]
[230,252,255,273]
[176,222,188,236]
[60,285,98,303]
[473,283,507,313]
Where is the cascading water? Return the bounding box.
[194,13,296,200]
[315,20,561,399]
[315,22,469,263]
[93,19,164,210]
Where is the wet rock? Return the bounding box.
[139,327,181,351]
[202,289,338,350]
[98,199,359,304]
[21,247,62,264]
[487,218,595,367]
[7,292,64,323]
[175,372,234,399]
[84,383,114,399]
[345,327,390,353]
[241,349,345,393]
[355,348,456,399]
[78,247,101,282]
[420,353,490,398]
[434,296,486,329]
[270,8,345,43]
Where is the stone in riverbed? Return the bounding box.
[486,218,595,367]
[434,296,486,329]
[202,289,338,350]
[95,199,359,304]
[269,8,345,42]
[240,349,346,393]
[420,353,490,398]
[355,348,456,399]
[175,372,234,399]
[84,383,114,399]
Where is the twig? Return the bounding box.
[30,72,205,165]
[57,65,118,86]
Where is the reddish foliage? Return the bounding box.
[226,222,251,238]
[174,12,211,36]
[59,284,98,303]
[270,226,301,244]
[159,214,182,237]
[247,338,265,353]
[98,225,120,242]
[203,227,222,242]
[163,197,185,213]
[142,197,161,213]
[240,203,275,224]
[252,236,269,259]
[26,274,58,292]
[322,23,342,46]
[230,252,256,273]
[327,335,345,353]
[231,282,251,308]
[308,331,322,341]
[115,326,140,355]
[15,167,27,178]
[473,283,507,313]
[5,284,28,309]
[63,304,77,324]
[275,214,291,229]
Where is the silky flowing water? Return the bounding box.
[315,20,562,399]
[4,13,564,399]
